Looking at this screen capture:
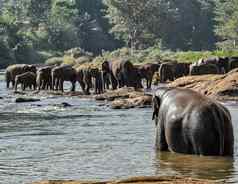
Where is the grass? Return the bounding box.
[43,47,238,69]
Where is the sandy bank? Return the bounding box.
[169,68,238,101]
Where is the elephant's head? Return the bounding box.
[24,65,37,74]
[152,87,174,125]
[102,60,110,73]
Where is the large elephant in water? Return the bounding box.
[152,87,234,156]
[102,59,142,90]
[5,64,37,88]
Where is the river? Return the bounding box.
[0,73,238,184]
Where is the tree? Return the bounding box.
[104,0,166,51]
[104,0,216,51]
[215,0,238,50]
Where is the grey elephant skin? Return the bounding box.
[152,87,234,156]
[137,63,160,89]
[5,64,37,88]
[14,72,37,91]
[102,59,142,90]
[51,65,77,92]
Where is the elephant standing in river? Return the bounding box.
[36,66,53,90]
[5,64,37,88]
[137,63,160,89]
[152,87,234,156]
[14,72,37,91]
[102,59,142,90]
[91,68,103,94]
[52,65,77,92]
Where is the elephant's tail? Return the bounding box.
[212,104,225,156]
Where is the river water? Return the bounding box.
[0,73,238,184]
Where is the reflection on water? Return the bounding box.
[154,151,234,182]
[0,78,238,183]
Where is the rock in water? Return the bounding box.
[15,97,41,103]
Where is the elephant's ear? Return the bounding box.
[152,95,160,121]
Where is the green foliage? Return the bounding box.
[215,0,238,50]
[45,57,64,65]
[104,0,216,51]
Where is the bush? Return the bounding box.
[0,38,16,68]
[45,57,64,65]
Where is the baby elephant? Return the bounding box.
[14,72,37,91]
[152,87,234,156]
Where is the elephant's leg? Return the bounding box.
[14,82,18,91]
[49,80,53,90]
[111,76,117,90]
[156,122,168,151]
[12,80,15,89]
[79,81,85,93]
[71,81,76,92]
[6,80,10,88]
[60,79,64,92]
[22,83,26,91]
[56,79,60,91]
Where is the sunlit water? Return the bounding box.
[0,73,238,184]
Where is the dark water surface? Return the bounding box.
[0,75,238,184]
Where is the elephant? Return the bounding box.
[152,87,234,156]
[137,63,160,89]
[36,66,53,90]
[51,65,77,92]
[173,63,190,79]
[5,64,37,88]
[102,60,117,89]
[189,63,219,75]
[103,71,110,90]
[14,72,37,91]
[158,62,175,83]
[102,59,142,90]
[196,57,229,73]
[76,68,87,94]
[76,67,103,95]
[91,68,104,94]
[228,56,238,71]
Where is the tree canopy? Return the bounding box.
[0,0,237,67]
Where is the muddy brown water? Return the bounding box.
[0,74,238,184]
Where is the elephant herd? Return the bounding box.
[159,56,238,83]
[5,56,238,93]
[5,59,161,93]
[5,64,104,94]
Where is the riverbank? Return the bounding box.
[169,68,238,101]
[32,176,218,184]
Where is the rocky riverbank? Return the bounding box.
[169,68,238,101]
[31,176,218,184]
